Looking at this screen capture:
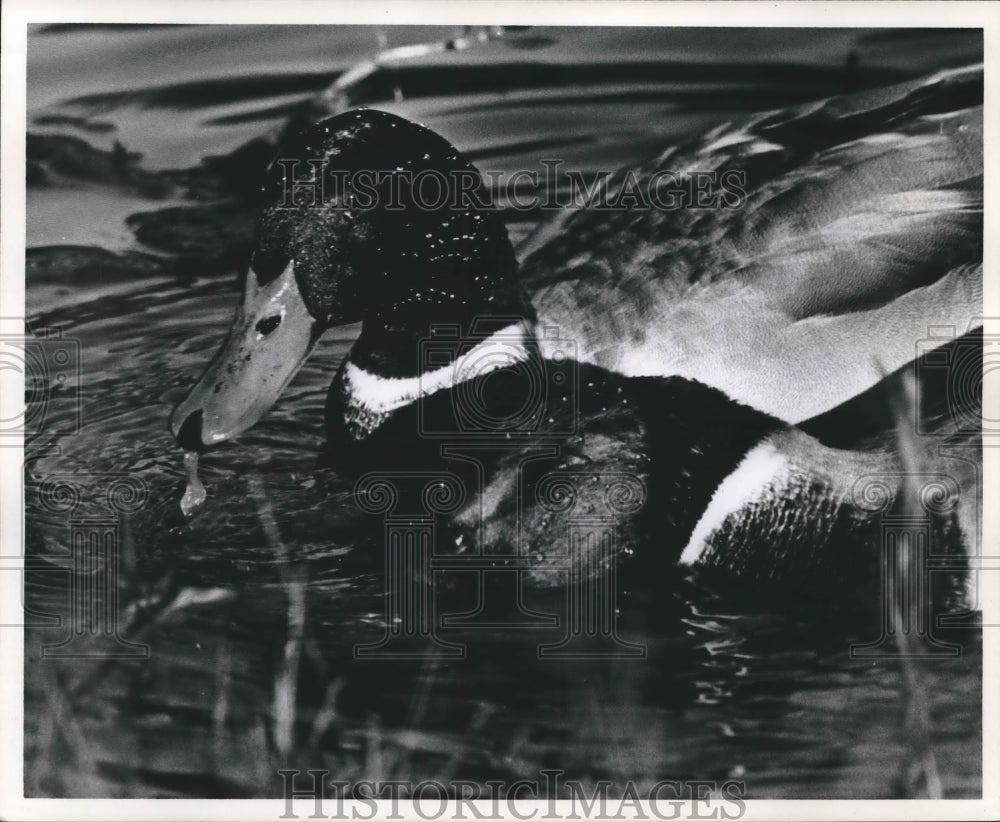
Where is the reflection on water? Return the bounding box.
[23,24,982,798]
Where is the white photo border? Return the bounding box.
[2,1,997,820]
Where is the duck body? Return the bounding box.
[170,65,981,600]
[521,63,983,422]
[325,354,776,564]
[323,348,967,598]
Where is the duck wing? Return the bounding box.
[522,64,983,423]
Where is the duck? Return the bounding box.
[169,63,981,598]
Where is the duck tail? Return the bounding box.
[687,336,982,612]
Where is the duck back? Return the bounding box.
[521,64,983,423]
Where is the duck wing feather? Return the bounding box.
[521,65,983,422]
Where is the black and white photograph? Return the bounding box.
[1,2,996,819]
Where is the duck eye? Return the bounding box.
[256,315,282,336]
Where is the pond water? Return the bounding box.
[23,24,982,800]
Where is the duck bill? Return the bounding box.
[170,260,319,449]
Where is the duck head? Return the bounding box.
[170,109,532,450]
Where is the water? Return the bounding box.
[23,25,982,799]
